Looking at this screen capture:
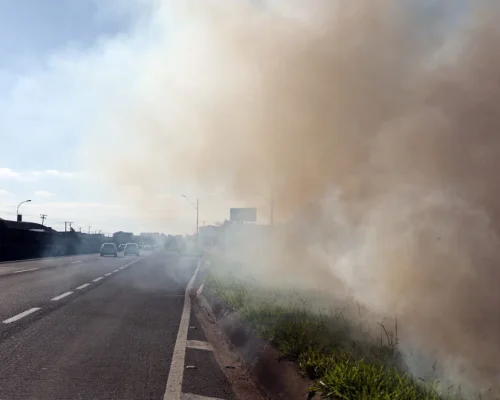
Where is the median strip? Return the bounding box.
[3,308,41,323]
[51,291,74,301]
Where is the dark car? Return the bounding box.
[100,243,117,257]
[124,243,140,256]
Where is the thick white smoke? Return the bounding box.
[86,0,500,392]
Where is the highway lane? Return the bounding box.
[0,251,238,400]
[0,253,101,277]
[0,253,149,323]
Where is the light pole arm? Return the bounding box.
[17,199,31,215]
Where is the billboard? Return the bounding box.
[230,208,257,222]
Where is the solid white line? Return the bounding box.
[105,273,112,276]
[72,261,82,264]
[3,308,41,324]
[186,340,213,352]
[13,268,39,273]
[51,291,74,301]
[93,277,104,282]
[181,394,225,400]
[163,262,201,400]
[76,283,90,290]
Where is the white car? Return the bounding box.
[100,243,118,257]
[124,243,140,256]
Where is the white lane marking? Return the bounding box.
[112,269,119,273]
[13,268,39,274]
[163,262,201,400]
[186,340,213,352]
[3,307,41,324]
[181,394,225,400]
[118,267,124,270]
[72,261,82,264]
[76,283,90,290]
[51,291,74,301]
[88,257,146,285]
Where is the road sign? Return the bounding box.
[230,208,257,222]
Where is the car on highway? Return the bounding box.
[124,243,140,256]
[118,244,126,252]
[100,243,118,257]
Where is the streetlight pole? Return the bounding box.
[16,199,31,222]
[182,195,199,250]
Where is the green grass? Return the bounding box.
[204,268,472,400]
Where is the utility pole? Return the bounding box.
[40,214,47,226]
[64,221,73,232]
[68,222,73,230]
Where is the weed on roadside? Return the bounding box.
[205,268,481,400]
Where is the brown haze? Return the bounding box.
[90,0,500,393]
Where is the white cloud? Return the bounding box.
[0,168,21,180]
[34,190,55,197]
[0,189,12,196]
[0,168,78,181]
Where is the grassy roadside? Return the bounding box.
[203,260,466,400]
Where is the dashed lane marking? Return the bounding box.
[13,268,39,273]
[51,291,74,301]
[163,262,201,400]
[186,340,213,352]
[105,273,112,276]
[3,308,41,324]
[72,261,82,264]
[93,277,104,282]
[76,283,91,290]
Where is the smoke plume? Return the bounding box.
[90,0,500,392]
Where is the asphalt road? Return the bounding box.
[0,251,236,400]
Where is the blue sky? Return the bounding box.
[0,0,147,171]
[0,0,243,234]
[0,0,178,233]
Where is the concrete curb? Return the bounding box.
[190,275,323,400]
